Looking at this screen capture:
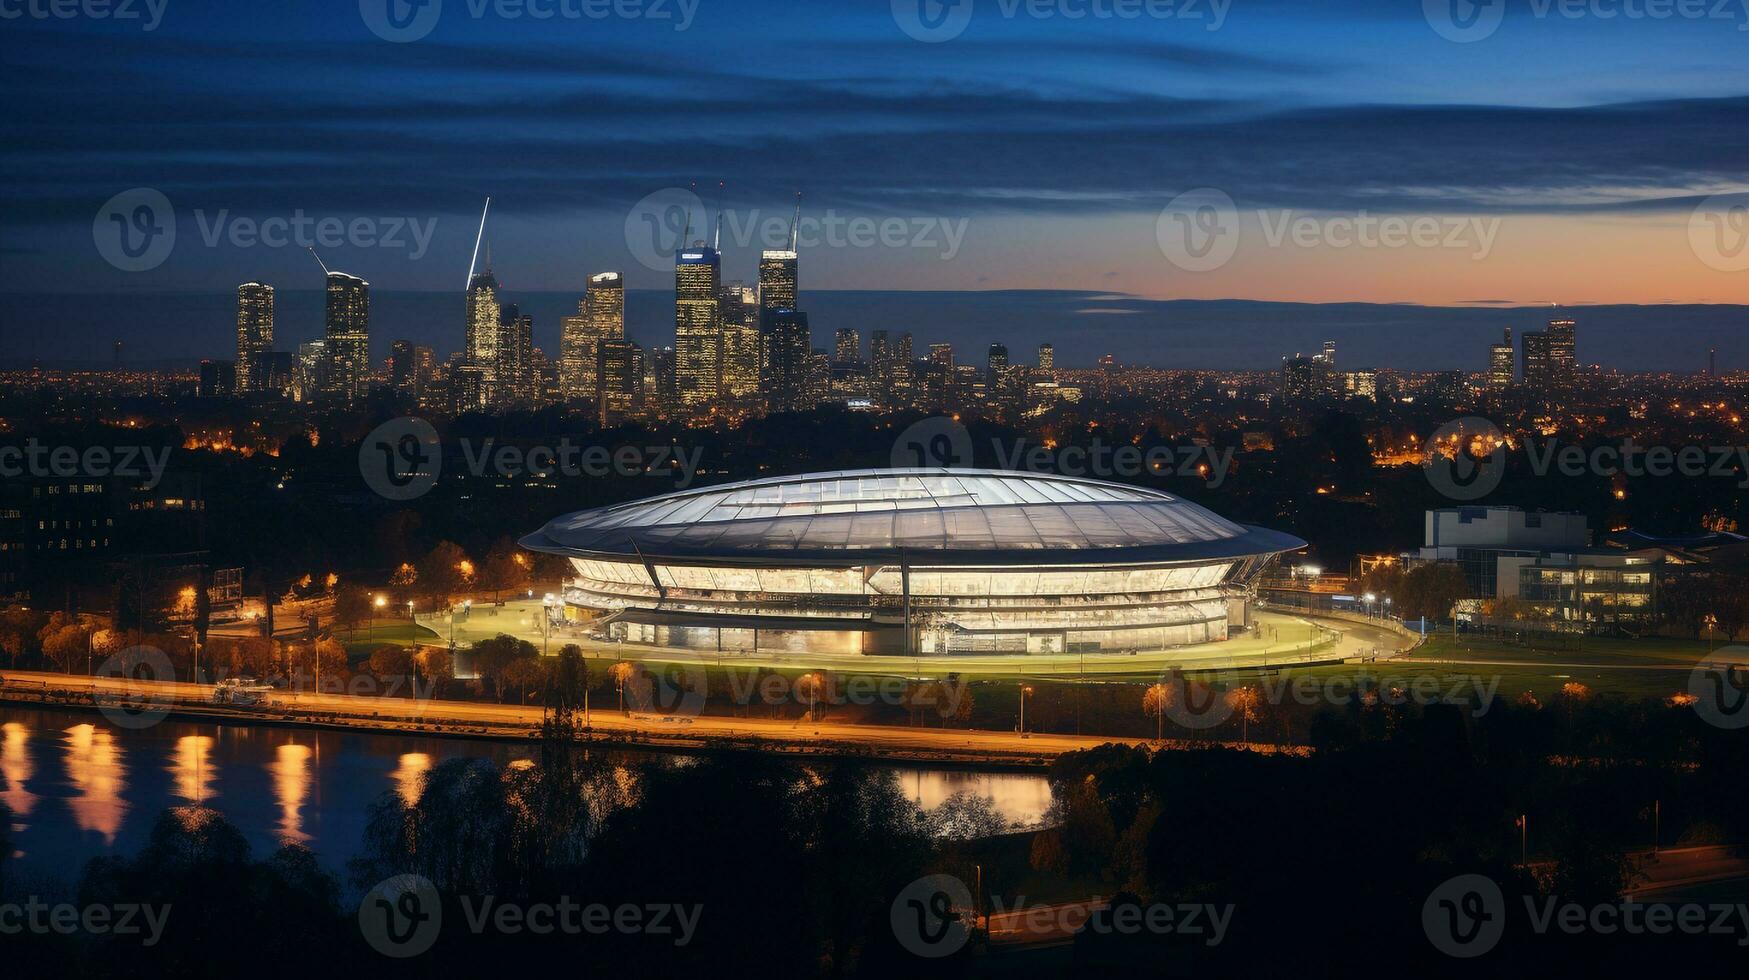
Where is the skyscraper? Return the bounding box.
[987,344,1009,386]
[465,258,501,400]
[928,343,954,369]
[761,309,812,413]
[597,339,645,427]
[323,272,370,400]
[234,282,274,393]
[390,340,416,393]
[560,272,624,403]
[497,304,534,407]
[1037,343,1054,378]
[675,245,721,409]
[834,329,861,365]
[718,281,761,403]
[758,249,798,313]
[1522,330,1553,392]
[1547,317,1577,385]
[295,340,326,402]
[1488,328,1514,391]
[870,330,896,399]
[648,346,678,419]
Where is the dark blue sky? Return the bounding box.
[3,0,1748,364]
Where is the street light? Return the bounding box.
[1363,592,1376,621]
[1019,684,1034,736]
[370,594,386,642]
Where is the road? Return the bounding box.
[0,670,1306,766]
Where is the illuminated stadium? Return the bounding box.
[520,469,1305,657]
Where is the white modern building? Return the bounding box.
[521,469,1304,657]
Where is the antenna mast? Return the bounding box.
[305,246,331,277]
[466,196,491,288]
[789,190,801,252]
[713,180,725,250]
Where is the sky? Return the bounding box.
[3,0,1749,365]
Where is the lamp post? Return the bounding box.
[1363,592,1376,622]
[1019,684,1033,737]
[370,594,386,643]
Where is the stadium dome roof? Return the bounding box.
[521,468,1304,568]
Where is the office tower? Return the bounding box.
[719,281,761,403]
[759,249,798,314]
[761,309,812,413]
[1098,353,1117,370]
[1280,354,1330,404]
[1547,317,1576,384]
[1488,328,1514,391]
[1320,340,1336,369]
[449,364,487,414]
[197,359,235,398]
[597,340,645,426]
[928,343,954,369]
[804,348,831,407]
[465,258,501,399]
[1037,343,1055,376]
[390,340,416,394]
[234,282,274,393]
[497,304,534,407]
[561,272,625,403]
[295,340,326,402]
[1342,370,1378,401]
[893,332,915,407]
[870,330,896,400]
[1522,330,1553,392]
[413,345,436,406]
[323,272,370,400]
[675,245,721,409]
[987,344,1009,381]
[648,346,678,419]
[834,329,861,364]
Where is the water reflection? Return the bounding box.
[391,752,431,806]
[1,721,35,820]
[171,735,216,804]
[63,723,126,844]
[271,743,313,844]
[905,770,1053,827]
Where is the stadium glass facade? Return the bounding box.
[520,469,1305,657]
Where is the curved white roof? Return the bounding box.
[522,468,1303,567]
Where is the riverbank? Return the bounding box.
[0,672,1305,768]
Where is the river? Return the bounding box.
[0,705,1052,890]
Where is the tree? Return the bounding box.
[417,540,471,607]
[1225,685,1262,743]
[330,589,371,639]
[1143,682,1173,742]
[366,644,414,683]
[500,657,546,705]
[481,537,532,603]
[471,634,538,702]
[40,623,89,675]
[929,790,1008,840]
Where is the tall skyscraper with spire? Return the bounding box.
[235,282,274,393]
[465,246,502,401]
[323,272,370,400]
